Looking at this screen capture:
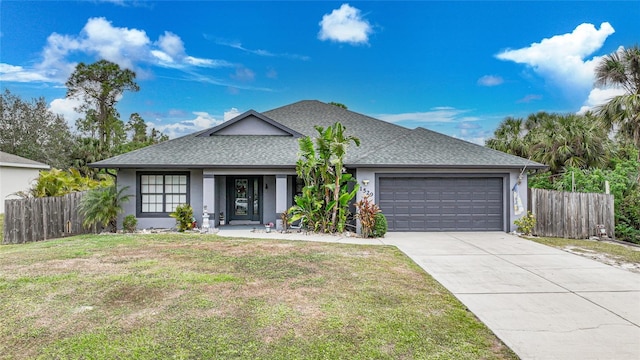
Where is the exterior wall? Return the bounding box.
[117,169,203,230]
[203,169,295,227]
[0,166,42,213]
[214,116,290,135]
[263,176,277,225]
[355,167,527,232]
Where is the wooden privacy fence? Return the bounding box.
[529,188,615,239]
[3,192,95,244]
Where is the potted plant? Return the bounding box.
[265,222,274,233]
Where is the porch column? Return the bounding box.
[203,173,215,227]
[275,175,288,214]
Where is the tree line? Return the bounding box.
[485,45,640,243]
[1,60,167,176]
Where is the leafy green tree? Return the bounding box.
[528,113,611,173]
[529,145,639,243]
[595,45,640,159]
[114,113,168,154]
[66,60,140,158]
[0,89,76,169]
[329,102,347,109]
[484,117,527,158]
[70,137,102,177]
[289,122,360,233]
[486,112,611,174]
[78,185,131,233]
[16,168,108,198]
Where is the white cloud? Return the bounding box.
[224,108,241,120]
[377,107,470,124]
[318,4,373,45]
[577,87,625,114]
[1,17,230,84]
[211,38,310,61]
[48,97,84,127]
[477,75,503,87]
[154,111,223,138]
[81,17,150,69]
[230,67,255,82]
[156,31,185,59]
[0,63,50,82]
[517,94,543,103]
[496,22,615,95]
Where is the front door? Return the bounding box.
[228,177,262,222]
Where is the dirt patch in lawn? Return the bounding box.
[563,242,640,273]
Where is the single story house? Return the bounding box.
[90,100,546,232]
[0,151,50,214]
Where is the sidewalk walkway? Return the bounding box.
[217,228,640,360]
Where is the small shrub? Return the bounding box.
[281,212,289,231]
[514,211,536,235]
[355,195,380,238]
[78,185,131,233]
[373,213,388,237]
[123,215,137,233]
[170,204,194,232]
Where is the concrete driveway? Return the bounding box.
[382,232,640,360]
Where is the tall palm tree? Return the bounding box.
[485,117,528,158]
[595,45,640,160]
[528,113,611,173]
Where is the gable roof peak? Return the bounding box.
[196,109,303,138]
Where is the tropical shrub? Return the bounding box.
[170,204,194,232]
[17,168,109,198]
[288,122,360,233]
[123,214,137,233]
[514,211,536,235]
[78,185,131,233]
[373,213,388,238]
[355,195,379,238]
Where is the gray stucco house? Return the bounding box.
[90,100,545,232]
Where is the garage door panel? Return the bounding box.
[379,176,504,232]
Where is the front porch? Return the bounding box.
[203,170,301,229]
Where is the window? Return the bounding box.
[138,173,189,216]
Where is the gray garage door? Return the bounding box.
[378,177,504,231]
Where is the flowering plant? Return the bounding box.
[267,222,274,227]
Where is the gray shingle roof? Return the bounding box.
[0,151,50,169]
[90,100,545,170]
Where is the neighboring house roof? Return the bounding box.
[90,100,546,170]
[0,151,50,169]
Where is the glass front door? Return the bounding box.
[229,177,261,221]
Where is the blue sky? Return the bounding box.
[1,1,638,143]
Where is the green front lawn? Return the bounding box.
[0,234,517,359]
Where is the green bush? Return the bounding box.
[373,213,388,238]
[355,195,379,238]
[170,204,194,232]
[78,185,131,233]
[514,211,536,235]
[122,215,137,233]
[616,190,640,244]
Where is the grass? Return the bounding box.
[527,236,640,266]
[0,233,517,360]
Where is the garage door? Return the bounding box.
[378,177,504,231]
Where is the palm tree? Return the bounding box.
[485,117,528,158]
[595,45,640,160]
[78,185,131,232]
[324,123,360,231]
[528,113,611,173]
